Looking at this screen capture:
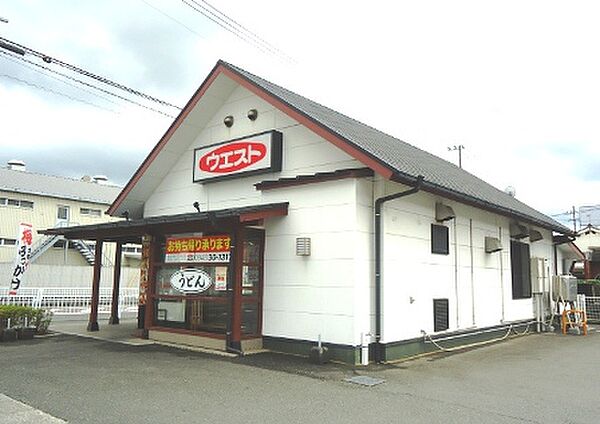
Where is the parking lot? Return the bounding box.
[1,329,600,423]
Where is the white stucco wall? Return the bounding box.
[261,179,367,345]
[368,179,555,343]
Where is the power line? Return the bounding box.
[196,0,291,60]
[0,50,175,118]
[0,50,121,107]
[180,0,268,55]
[0,73,119,113]
[139,0,207,40]
[0,36,181,109]
[179,0,290,61]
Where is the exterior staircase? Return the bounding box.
[30,235,113,267]
[30,234,64,263]
[72,239,96,266]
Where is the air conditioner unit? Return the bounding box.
[485,236,502,253]
[552,275,578,301]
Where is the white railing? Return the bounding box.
[0,287,139,315]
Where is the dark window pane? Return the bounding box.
[187,300,228,333]
[511,240,531,299]
[242,302,259,335]
[431,224,449,255]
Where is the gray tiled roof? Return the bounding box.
[223,61,569,233]
[0,167,121,205]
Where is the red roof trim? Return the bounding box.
[107,62,225,216]
[109,61,395,216]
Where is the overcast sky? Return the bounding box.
[1,1,599,227]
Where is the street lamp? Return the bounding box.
[448,145,465,168]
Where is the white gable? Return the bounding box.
[142,83,361,217]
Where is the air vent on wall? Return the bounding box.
[433,298,449,332]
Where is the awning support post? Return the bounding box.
[108,241,123,325]
[87,239,103,332]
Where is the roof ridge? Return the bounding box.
[0,166,122,188]
[222,61,397,138]
[222,61,569,233]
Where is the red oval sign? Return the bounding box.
[198,142,267,174]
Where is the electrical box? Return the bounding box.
[552,275,578,301]
[530,257,549,293]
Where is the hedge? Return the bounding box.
[0,305,53,334]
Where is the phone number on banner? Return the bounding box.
[165,252,231,263]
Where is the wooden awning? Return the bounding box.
[40,202,289,242]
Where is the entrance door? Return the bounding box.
[57,205,70,226]
[240,228,264,337]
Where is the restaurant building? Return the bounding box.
[44,60,573,364]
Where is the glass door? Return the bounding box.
[57,205,70,226]
[241,228,264,336]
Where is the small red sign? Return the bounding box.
[198,142,267,174]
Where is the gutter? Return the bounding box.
[374,175,424,363]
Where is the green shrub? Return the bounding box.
[578,279,600,285]
[0,305,53,334]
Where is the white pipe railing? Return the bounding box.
[0,287,139,315]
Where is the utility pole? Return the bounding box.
[448,145,465,168]
[571,206,578,233]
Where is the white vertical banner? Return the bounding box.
[10,223,33,295]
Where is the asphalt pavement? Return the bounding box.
[1,329,599,423]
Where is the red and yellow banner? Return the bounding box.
[165,235,231,263]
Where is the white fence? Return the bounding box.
[578,294,600,323]
[0,287,139,315]
[0,263,140,289]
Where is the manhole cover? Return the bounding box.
[344,375,385,387]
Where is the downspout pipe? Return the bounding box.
[374,174,424,363]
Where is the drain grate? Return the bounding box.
[345,375,385,387]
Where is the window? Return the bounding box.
[0,238,17,246]
[510,240,532,299]
[123,246,142,254]
[80,207,102,217]
[431,224,449,255]
[57,205,70,221]
[433,299,449,332]
[0,197,33,209]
